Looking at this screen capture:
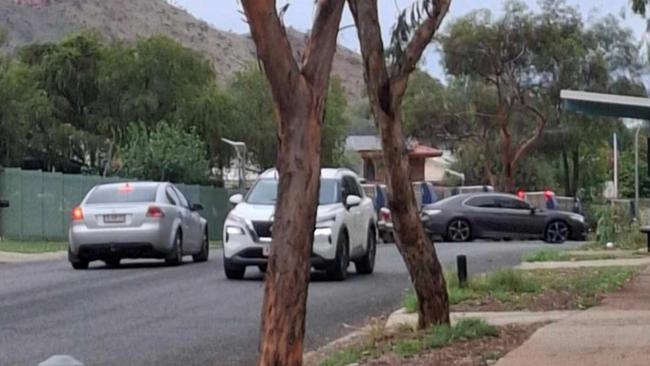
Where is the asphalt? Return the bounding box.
[0,240,581,366]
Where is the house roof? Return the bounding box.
[409,143,443,158]
[561,90,650,120]
[345,135,382,151]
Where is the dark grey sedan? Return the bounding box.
[420,193,587,243]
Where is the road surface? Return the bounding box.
[0,241,581,366]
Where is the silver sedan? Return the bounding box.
[68,182,209,269]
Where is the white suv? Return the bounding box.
[223,168,377,280]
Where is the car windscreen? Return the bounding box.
[85,184,158,204]
[247,178,339,205]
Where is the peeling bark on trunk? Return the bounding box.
[378,112,450,327]
[348,0,451,329]
[241,1,345,365]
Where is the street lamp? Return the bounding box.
[221,138,247,189]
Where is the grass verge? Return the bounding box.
[319,318,497,366]
[403,266,639,313]
[524,248,643,262]
[0,240,68,254]
[209,240,223,249]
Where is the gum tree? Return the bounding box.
[347,0,452,328]
[240,1,345,365]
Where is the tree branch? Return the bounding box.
[241,0,301,113]
[389,0,451,107]
[347,0,393,118]
[302,0,346,93]
[512,104,547,166]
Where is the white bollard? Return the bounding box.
[38,355,84,366]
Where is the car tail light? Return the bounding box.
[380,207,391,222]
[146,206,165,218]
[71,206,84,221]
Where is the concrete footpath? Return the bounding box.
[0,250,66,263]
[496,267,650,366]
[517,256,650,270]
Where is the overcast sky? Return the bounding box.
[175,0,647,78]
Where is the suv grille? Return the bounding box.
[252,221,273,238]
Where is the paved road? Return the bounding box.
[0,241,581,366]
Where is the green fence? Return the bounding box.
[0,168,236,241]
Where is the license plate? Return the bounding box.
[262,246,271,257]
[104,214,126,223]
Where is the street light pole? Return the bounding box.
[614,133,618,199]
[635,125,642,220]
[221,138,247,189]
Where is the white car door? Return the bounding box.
[342,176,364,251]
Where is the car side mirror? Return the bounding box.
[530,207,537,215]
[0,200,8,208]
[345,195,362,208]
[191,203,204,211]
[229,194,243,205]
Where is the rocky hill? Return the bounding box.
[0,0,365,99]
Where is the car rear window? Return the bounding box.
[85,184,158,204]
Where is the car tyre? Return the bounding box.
[68,248,89,270]
[224,257,246,279]
[545,220,569,244]
[381,232,394,244]
[165,231,183,266]
[327,231,350,281]
[446,219,472,242]
[104,258,121,268]
[355,227,376,275]
[193,230,210,263]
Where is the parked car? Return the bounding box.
[223,168,377,280]
[420,193,587,243]
[68,182,209,269]
[362,182,438,243]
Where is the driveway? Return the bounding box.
[0,240,581,366]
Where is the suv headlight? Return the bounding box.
[226,226,244,235]
[314,227,332,237]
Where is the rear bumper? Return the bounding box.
[74,243,168,261]
[68,222,173,256]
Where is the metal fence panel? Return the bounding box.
[0,169,236,243]
[43,172,65,240]
[20,170,44,240]
[1,168,23,239]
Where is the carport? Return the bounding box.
[561,90,650,218]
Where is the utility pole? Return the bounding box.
[614,133,618,199]
[634,123,641,222]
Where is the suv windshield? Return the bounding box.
[247,178,339,205]
[86,184,157,204]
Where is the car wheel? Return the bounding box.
[446,219,471,242]
[165,231,183,266]
[327,231,350,281]
[224,257,246,280]
[355,227,376,275]
[68,248,89,270]
[258,264,267,273]
[193,230,210,263]
[545,221,569,244]
[381,232,394,244]
[104,258,121,268]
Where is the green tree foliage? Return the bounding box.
[632,0,649,16]
[1,32,349,183]
[427,0,645,195]
[227,67,349,170]
[120,122,209,183]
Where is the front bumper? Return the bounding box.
[223,226,337,264]
[69,222,172,256]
